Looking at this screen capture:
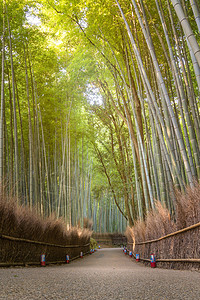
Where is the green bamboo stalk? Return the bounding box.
[0,1,5,186]
[171,0,200,66]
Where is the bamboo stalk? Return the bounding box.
[0,0,5,185]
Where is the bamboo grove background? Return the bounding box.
[0,0,200,232]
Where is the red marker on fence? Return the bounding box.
[150,253,156,268]
[40,254,46,266]
[136,254,140,262]
[66,255,70,264]
[80,251,83,258]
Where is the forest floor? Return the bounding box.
[0,248,200,299]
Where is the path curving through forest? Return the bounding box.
[0,248,199,299]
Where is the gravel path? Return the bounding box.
[0,248,199,299]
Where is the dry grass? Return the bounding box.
[175,182,200,229]
[83,217,93,231]
[145,201,175,240]
[127,183,200,270]
[0,198,92,245]
[125,226,135,251]
[125,227,134,244]
[0,195,92,264]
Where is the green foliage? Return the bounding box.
[90,237,98,250]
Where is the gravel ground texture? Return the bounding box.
[0,248,199,300]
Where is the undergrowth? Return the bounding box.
[125,182,200,269]
[0,197,92,246]
[90,237,98,250]
[0,192,92,264]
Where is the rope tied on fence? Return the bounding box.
[0,233,90,248]
[125,222,200,266]
[127,221,200,245]
[0,233,91,267]
[131,253,200,263]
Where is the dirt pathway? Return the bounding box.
[0,248,199,299]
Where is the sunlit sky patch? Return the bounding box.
[25,7,41,26]
[85,84,103,106]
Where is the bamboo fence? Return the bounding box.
[127,222,200,264]
[0,234,90,267]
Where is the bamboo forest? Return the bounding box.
[1,0,200,233]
